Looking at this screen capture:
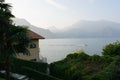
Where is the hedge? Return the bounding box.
[11,58,48,74]
[0,78,5,80]
[23,67,62,80]
[0,62,4,70]
[0,73,19,80]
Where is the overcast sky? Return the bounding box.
[6,0,120,29]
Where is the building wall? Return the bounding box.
[16,39,40,61]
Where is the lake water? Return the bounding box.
[39,38,120,63]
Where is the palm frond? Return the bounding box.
[6,25,31,56]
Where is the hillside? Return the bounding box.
[56,20,120,38]
[12,18,55,38]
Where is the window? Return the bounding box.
[30,43,36,48]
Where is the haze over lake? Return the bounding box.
[12,16,120,64]
[39,38,120,63]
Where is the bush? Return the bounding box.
[50,62,70,80]
[50,64,82,80]
[98,60,119,80]
[50,52,88,80]
[102,41,120,56]
[66,52,89,61]
[71,71,82,80]
[0,62,5,70]
[11,58,48,74]
[0,78,5,80]
[50,44,120,80]
[23,67,62,80]
[67,53,79,59]
[0,73,19,80]
[89,55,101,62]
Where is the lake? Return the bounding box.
[39,38,120,63]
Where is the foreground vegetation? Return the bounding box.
[50,41,120,80]
[0,78,5,80]
[0,0,120,80]
[0,58,62,80]
[0,0,61,80]
[0,0,31,80]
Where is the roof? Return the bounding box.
[28,30,45,39]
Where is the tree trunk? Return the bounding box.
[5,57,10,80]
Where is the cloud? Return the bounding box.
[46,0,67,10]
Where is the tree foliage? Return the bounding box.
[50,50,120,80]
[0,1,30,80]
[102,41,120,56]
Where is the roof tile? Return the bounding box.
[28,30,45,39]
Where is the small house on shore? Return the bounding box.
[17,30,45,61]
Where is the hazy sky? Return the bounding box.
[6,0,120,29]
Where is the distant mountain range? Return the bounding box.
[13,18,120,38]
[56,20,120,38]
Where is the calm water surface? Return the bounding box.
[39,38,120,63]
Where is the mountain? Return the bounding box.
[12,18,55,38]
[56,20,120,38]
[48,26,60,33]
[12,18,120,38]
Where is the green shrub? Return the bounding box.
[71,71,82,80]
[11,58,48,74]
[0,73,19,80]
[0,78,5,80]
[102,41,120,56]
[99,61,119,80]
[50,53,87,80]
[50,63,82,80]
[23,67,62,80]
[77,52,89,61]
[66,52,89,61]
[50,62,70,79]
[66,53,80,59]
[0,62,5,70]
[101,56,113,63]
[50,43,120,80]
[88,74,100,80]
[89,55,101,62]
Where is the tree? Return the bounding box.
[0,0,5,3]
[0,1,30,80]
[102,41,120,56]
